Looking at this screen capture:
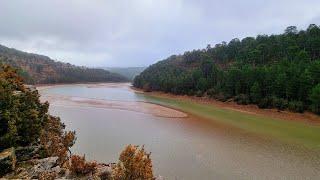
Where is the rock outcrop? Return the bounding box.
[0,148,16,176]
[15,146,40,162]
[2,156,113,179]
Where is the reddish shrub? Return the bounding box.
[69,155,97,175]
[40,116,76,165]
[112,145,154,180]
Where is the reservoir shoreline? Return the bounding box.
[37,82,320,125]
[132,87,320,150]
[132,87,320,125]
[38,83,320,179]
[37,83,188,118]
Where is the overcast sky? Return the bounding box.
[1,0,320,67]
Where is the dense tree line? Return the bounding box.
[134,24,320,114]
[0,44,128,84]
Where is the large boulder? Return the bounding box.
[1,156,63,179]
[0,148,16,176]
[28,156,59,178]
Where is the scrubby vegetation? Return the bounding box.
[0,64,58,150]
[112,145,154,180]
[0,44,128,84]
[0,64,154,178]
[134,24,320,114]
[69,155,97,176]
[0,63,77,163]
[39,116,76,164]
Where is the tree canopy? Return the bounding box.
[134,25,320,114]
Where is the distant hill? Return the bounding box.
[0,44,128,84]
[134,24,320,114]
[102,67,146,81]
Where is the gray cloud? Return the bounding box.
[1,0,320,67]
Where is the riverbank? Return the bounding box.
[37,83,320,124]
[36,82,131,91]
[133,87,320,150]
[36,83,320,179]
[2,82,162,179]
[37,83,188,118]
[132,87,320,125]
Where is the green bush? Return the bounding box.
[187,90,195,96]
[211,92,229,102]
[206,88,217,98]
[311,104,320,114]
[310,84,320,114]
[234,94,250,105]
[0,65,49,150]
[143,83,151,92]
[288,101,304,113]
[273,97,288,110]
[258,97,273,109]
[195,90,203,97]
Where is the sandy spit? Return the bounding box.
[37,83,187,118]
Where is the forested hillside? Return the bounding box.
[0,44,128,84]
[134,24,320,114]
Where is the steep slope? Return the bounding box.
[134,25,320,114]
[0,44,128,84]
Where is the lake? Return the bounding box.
[40,83,320,180]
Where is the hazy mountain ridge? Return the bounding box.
[0,44,128,84]
[102,67,146,81]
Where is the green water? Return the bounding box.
[142,95,320,149]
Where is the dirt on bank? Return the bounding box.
[36,82,131,91]
[36,83,320,124]
[37,83,187,118]
[132,87,320,125]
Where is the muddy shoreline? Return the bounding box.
[36,82,132,91]
[36,83,320,124]
[37,83,188,118]
[35,83,320,179]
[132,87,320,125]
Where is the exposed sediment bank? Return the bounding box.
[132,87,320,125]
[38,83,187,118]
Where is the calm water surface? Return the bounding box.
[41,84,320,180]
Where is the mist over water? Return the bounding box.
[41,84,320,180]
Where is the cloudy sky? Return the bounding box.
[1,0,320,67]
